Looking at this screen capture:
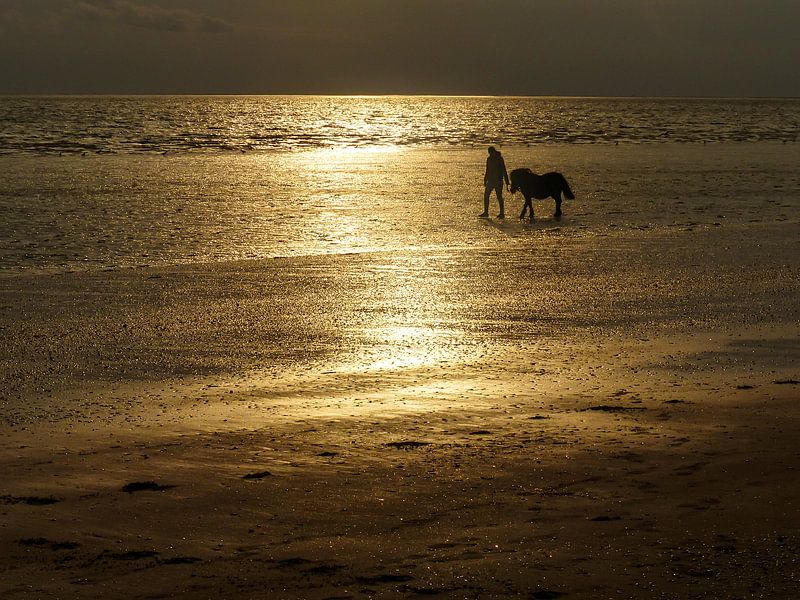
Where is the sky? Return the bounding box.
[1,0,799,96]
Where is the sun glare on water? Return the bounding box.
[302,143,406,162]
[250,141,410,257]
[363,325,450,371]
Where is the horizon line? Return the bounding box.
[2,93,799,101]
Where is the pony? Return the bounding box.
[509,168,575,221]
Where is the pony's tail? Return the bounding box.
[559,173,575,200]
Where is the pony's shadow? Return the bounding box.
[482,216,567,236]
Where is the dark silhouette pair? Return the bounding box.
[481,146,575,221]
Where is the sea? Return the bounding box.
[1,96,799,272]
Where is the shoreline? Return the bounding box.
[3,141,799,275]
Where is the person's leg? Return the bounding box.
[496,183,505,218]
[480,184,490,217]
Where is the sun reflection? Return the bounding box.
[249,140,468,377]
[364,325,448,371]
[301,144,405,164]
[245,143,411,258]
[355,253,464,374]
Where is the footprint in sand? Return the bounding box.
[121,481,176,493]
[386,441,431,449]
[16,538,80,551]
[160,556,202,565]
[242,471,272,480]
[1,495,60,505]
[105,550,160,561]
[584,405,646,413]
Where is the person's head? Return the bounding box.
[488,146,496,155]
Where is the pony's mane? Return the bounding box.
[510,168,534,177]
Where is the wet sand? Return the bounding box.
[2,213,799,599]
[3,137,800,600]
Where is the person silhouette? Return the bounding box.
[480,146,509,218]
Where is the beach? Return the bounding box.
[2,141,800,598]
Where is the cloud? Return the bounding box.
[73,0,232,33]
[2,0,800,95]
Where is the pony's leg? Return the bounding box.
[521,200,533,221]
[553,194,562,219]
[519,197,529,220]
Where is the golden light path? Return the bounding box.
[251,144,411,257]
[230,140,480,425]
[364,325,443,371]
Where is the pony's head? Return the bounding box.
[509,168,531,194]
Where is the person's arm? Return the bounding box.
[501,157,510,186]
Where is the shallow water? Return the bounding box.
[1,143,798,272]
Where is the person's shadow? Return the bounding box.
[481,216,567,236]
